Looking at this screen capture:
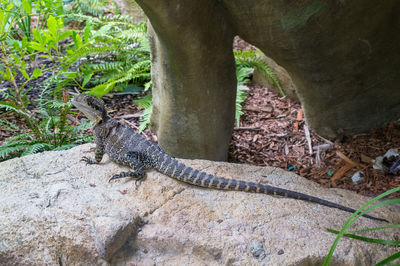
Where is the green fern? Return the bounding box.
[0,89,93,161]
[60,13,150,97]
[0,119,24,133]
[134,92,152,132]
[234,49,284,97]
[21,143,53,156]
[234,66,252,127]
[69,0,109,17]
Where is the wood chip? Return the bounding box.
[331,163,355,187]
[336,151,359,168]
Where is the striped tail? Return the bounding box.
[155,155,387,222]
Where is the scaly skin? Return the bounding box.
[72,94,388,222]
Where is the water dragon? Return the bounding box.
[71,94,387,222]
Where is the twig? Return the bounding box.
[312,144,332,151]
[243,106,273,113]
[304,125,313,155]
[234,127,264,131]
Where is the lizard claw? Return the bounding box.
[134,175,146,186]
[108,174,120,183]
[81,156,96,165]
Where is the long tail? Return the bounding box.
[155,156,388,222]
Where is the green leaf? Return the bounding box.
[47,16,57,37]
[72,31,82,49]
[327,229,400,246]
[1,69,11,81]
[323,187,400,266]
[12,40,21,50]
[83,21,91,44]
[349,224,400,234]
[30,41,46,52]
[89,83,116,97]
[82,71,93,88]
[32,28,42,43]
[22,0,32,14]
[376,252,400,266]
[19,68,29,80]
[63,72,78,79]
[32,68,43,79]
[59,30,72,41]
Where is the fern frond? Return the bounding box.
[236,66,253,86]
[234,49,285,97]
[3,133,34,143]
[52,143,78,151]
[65,45,125,66]
[134,92,152,132]
[99,14,137,25]
[64,13,102,24]
[88,61,125,72]
[0,102,35,120]
[21,143,53,156]
[72,0,107,17]
[0,144,27,160]
[235,86,249,127]
[0,119,24,133]
[117,29,146,41]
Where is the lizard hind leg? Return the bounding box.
[108,151,146,184]
[108,168,145,183]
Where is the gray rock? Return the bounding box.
[0,144,399,265]
[252,53,299,102]
[351,171,365,184]
[129,0,400,159]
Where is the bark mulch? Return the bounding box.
[229,83,400,199]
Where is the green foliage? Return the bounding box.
[59,12,151,97]
[134,91,152,133]
[0,0,146,161]
[233,49,284,127]
[235,65,252,127]
[68,0,111,17]
[0,89,92,161]
[0,11,75,161]
[234,49,284,97]
[0,0,64,41]
[324,187,400,266]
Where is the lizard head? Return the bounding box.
[71,94,109,124]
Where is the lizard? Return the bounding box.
[71,93,388,222]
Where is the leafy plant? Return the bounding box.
[67,0,111,17]
[235,64,252,127]
[234,49,284,97]
[59,13,151,97]
[0,13,71,136]
[0,89,92,161]
[324,187,400,266]
[132,80,152,132]
[0,0,64,41]
[30,15,72,59]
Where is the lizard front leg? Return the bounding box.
[108,151,146,183]
[81,142,105,164]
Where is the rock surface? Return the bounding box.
[0,144,399,265]
[132,0,400,159]
[252,53,299,102]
